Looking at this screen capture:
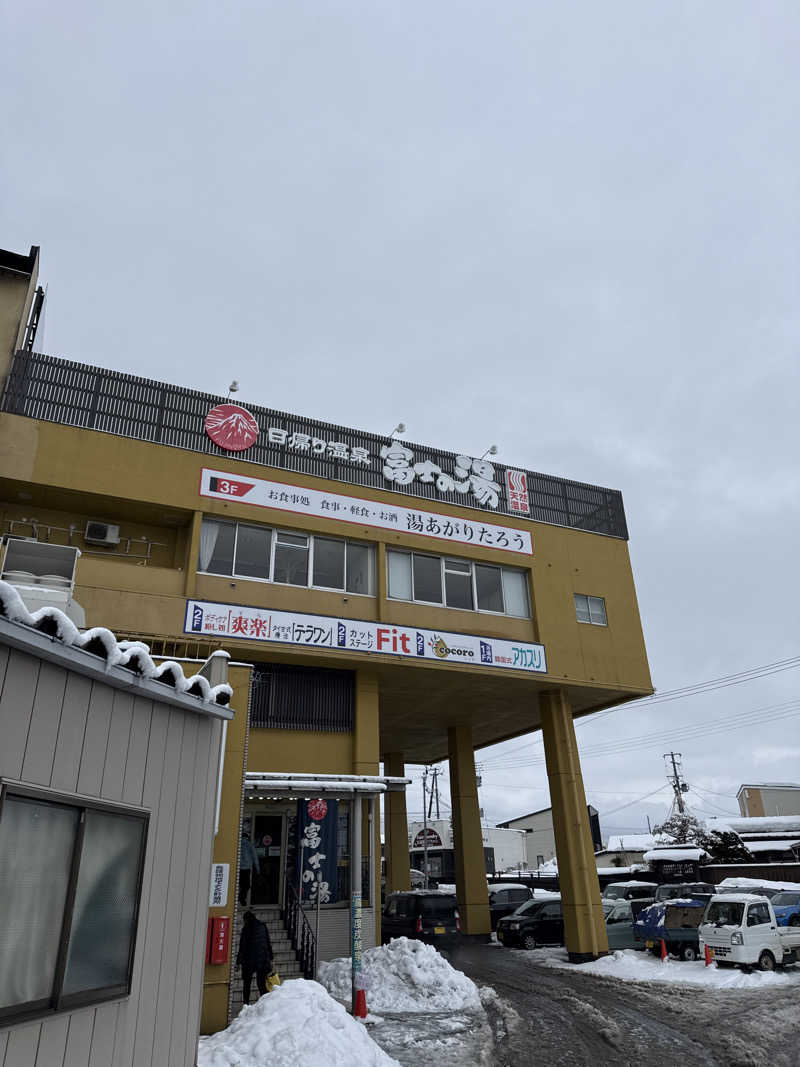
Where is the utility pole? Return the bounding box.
[427,766,441,820]
[664,751,689,815]
[646,815,652,833]
[422,767,429,889]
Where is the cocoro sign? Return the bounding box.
[205,404,259,452]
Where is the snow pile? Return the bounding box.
[319,937,483,1013]
[198,979,400,1067]
[542,949,800,989]
[0,580,232,706]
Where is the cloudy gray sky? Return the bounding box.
[3,2,798,837]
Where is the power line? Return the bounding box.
[482,654,800,763]
[483,698,800,770]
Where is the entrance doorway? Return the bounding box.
[250,812,284,905]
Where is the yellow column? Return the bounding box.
[184,511,203,597]
[447,726,491,937]
[384,752,411,893]
[354,671,381,944]
[540,689,608,961]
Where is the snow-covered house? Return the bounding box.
[0,581,234,1067]
[593,833,670,869]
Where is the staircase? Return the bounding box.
[229,905,304,1020]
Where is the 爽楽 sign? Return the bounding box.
[185,599,547,675]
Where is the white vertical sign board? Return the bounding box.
[209,863,230,907]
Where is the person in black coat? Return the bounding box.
[236,910,274,1004]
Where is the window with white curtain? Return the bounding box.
[198,517,375,595]
[574,593,608,626]
[0,786,148,1024]
[386,549,530,618]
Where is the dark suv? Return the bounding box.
[382,891,460,945]
[497,896,563,950]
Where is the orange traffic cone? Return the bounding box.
[660,939,668,961]
[354,989,368,1019]
[704,944,713,967]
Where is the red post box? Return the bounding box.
[207,916,230,965]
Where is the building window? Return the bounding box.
[574,593,607,626]
[0,785,148,1025]
[386,549,530,618]
[199,518,375,595]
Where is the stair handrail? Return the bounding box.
[281,873,317,979]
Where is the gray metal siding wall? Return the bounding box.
[0,644,222,1067]
[316,908,376,964]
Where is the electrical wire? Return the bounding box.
[482,654,800,763]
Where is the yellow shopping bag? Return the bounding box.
[266,970,281,992]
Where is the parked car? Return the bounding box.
[488,884,533,929]
[699,894,800,971]
[496,895,563,949]
[654,882,714,903]
[382,891,460,945]
[603,899,639,950]
[602,881,656,903]
[771,891,800,928]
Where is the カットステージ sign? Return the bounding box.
[199,468,533,555]
[185,599,547,674]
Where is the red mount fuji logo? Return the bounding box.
[205,404,260,452]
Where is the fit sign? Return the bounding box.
[185,599,547,674]
[200,468,533,555]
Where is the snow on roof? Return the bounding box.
[488,882,533,894]
[603,880,656,888]
[737,782,800,792]
[719,876,800,892]
[643,847,707,862]
[707,814,800,835]
[741,839,800,853]
[605,834,667,852]
[0,579,232,708]
[596,866,648,876]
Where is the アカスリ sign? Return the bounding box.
[199,468,533,555]
[185,599,547,674]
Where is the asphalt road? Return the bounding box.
[443,942,800,1067]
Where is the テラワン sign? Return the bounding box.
[185,599,547,674]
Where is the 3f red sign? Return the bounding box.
[208,476,254,498]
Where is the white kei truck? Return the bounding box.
[699,894,800,972]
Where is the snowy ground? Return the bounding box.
[539,946,800,989]
[197,979,400,1067]
[318,938,511,1065]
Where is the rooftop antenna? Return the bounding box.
[388,422,406,438]
[480,444,498,460]
[226,380,240,399]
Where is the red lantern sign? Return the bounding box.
[205,403,259,452]
[307,798,328,821]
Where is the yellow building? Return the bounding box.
[0,245,652,1031]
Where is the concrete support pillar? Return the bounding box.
[540,689,608,962]
[384,752,411,893]
[447,725,491,937]
[354,671,381,944]
[354,671,380,775]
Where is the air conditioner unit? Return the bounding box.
[84,521,120,546]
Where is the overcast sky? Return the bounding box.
[3,2,798,839]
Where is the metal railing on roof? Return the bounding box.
[0,350,629,539]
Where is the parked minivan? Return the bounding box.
[382,891,460,945]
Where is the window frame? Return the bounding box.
[386,548,530,619]
[0,781,149,1027]
[574,592,608,627]
[198,517,375,597]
